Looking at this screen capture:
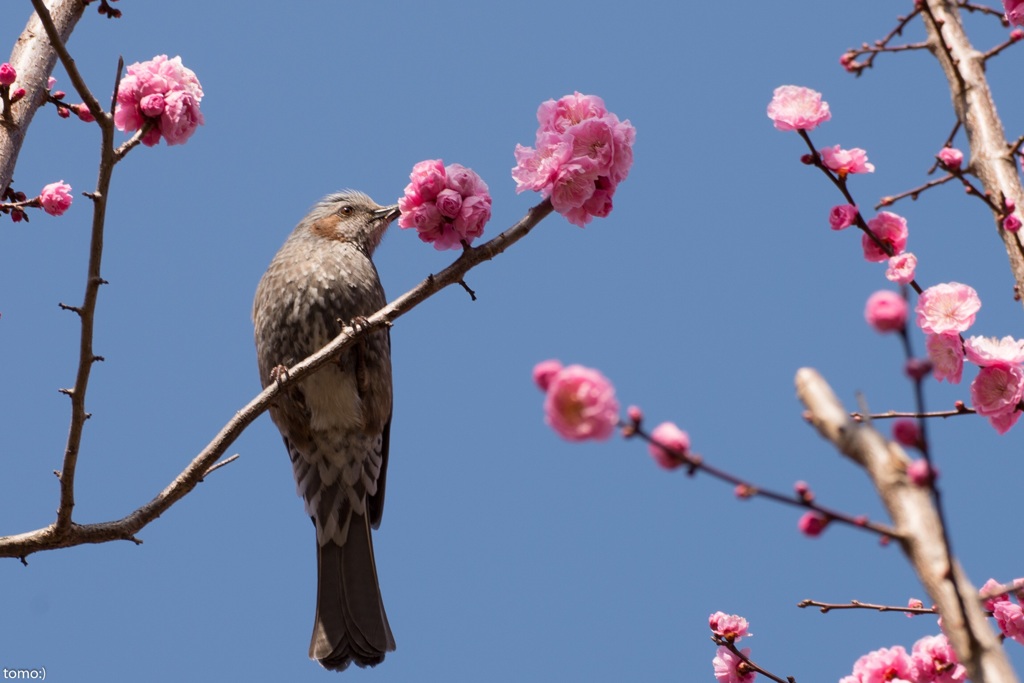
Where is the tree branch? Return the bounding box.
[795,367,1017,683]
[922,1,1024,308]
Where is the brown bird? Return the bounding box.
[253,190,400,671]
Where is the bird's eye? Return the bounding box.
[339,205,354,216]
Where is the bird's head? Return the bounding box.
[301,190,400,255]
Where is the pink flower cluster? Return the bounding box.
[766,85,831,131]
[840,636,966,683]
[512,92,635,227]
[114,55,204,146]
[398,160,492,250]
[917,283,1024,432]
[710,613,754,683]
[981,578,1024,646]
[39,181,73,216]
[533,360,619,442]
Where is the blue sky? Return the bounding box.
[2,2,1023,681]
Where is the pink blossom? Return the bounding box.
[937,147,964,170]
[993,601,1024,645]
[1005,0,1024,26]
[798,511,829,537]
[820,145,875,175]
[915,282,980,335]
[0,62,16,86]
[926,333,964,383]
[648,422,690,470]
[863,212,908,262]
[435,188,463,219]
[980,578,1012,611]
[829,204,859,230]
[541,364,619,442]
[892,419,920,448]
[964,335,1024,366]
[886,252,917,285]
[512,92,634,227]
[907,459,937,487]
[1004,214,1022,233]
[988,408,1022,434]
[970,364,1024,417]
[114,55,204,146]
[766,85,831,132]
[532,359,563,392]
[47,76,56,89]
[398,160,492,250]
[709,612,750,641]
[537,92,608,134]
[713,646,755,683]
[849,646,918,683]
[38,181,73,216]
[864,290,908,333]
[911,634,966,683]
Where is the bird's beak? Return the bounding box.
[374,204,401,223]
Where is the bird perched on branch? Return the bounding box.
[253,190,400,671]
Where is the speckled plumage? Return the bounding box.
[253,191,400,671]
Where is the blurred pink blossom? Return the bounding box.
[39,181,72,216]
[512,92,634,227]
[993,601,1024,645]
[798,511,829,537]
[829,204,858,230]
[538,363,619,442]
[766,85,831,132]
[892,419,920,448]
[936,147,964,170]
[1005,0,1024,26]
[963,335,1024,366]
[988,409,1022,435]
[1004,214,1021,233]
[848,646,917,683]
[114,55,204,146]
[925,333,964,384]
[864,290,908,333]
[915,282,980,335]
[886,252,917,285]
[398,160,492,250]
[820,145,875,175]
[863,212,908,262]
[980,578,1011,611]
[648,422,690,470]
[911,634,966,683]
[713,646,755,683]
[907,459,937,487]
[532,360,563,392]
